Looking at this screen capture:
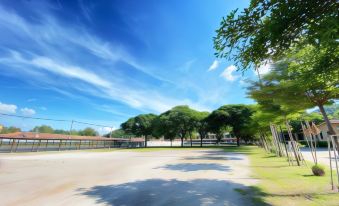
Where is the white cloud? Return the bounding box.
[0,102,17,114]
[208,60,219,71]
[255,63,272,75]
[0,6,214,114]
[220,65,239,81]
[20,107,36,116]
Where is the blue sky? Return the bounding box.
[0,0,262,132]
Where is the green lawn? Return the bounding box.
[230,146,339,206]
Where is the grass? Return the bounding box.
[230,146,339,206]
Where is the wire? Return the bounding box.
[0,113,68,122]
[0,113,113,128]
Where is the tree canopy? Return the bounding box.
[0,126,21,134]
[121,113,157,147]
[214,0,338,71]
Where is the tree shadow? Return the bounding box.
[156,163,231,172]
[78,179,267,206]
[183,155,243,161]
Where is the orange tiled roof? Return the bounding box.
[0,132,143,142]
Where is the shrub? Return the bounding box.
[299,140,328,148]
[312,165,325,176]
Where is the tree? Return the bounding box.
[152,114,178,147]
[31,125,54,133]
[105,129,133,138]
[248,46,339,148]
[78,127,98,136]
[194,111,210,147]
[170,106,198,147]
[153,106,198,147]
[206,109,230,144]
[214,0,338,71]
[0,126,21,134]
[53,129,70,135]
[216,105,255,146]
[121,114,157,147]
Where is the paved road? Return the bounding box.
[0,149,256,206]
[301,148,338,167]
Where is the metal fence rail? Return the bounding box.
[0,137,144,153]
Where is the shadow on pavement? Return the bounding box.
[79,179,265,206]
[156,163,231,172]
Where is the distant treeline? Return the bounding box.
[0,125,99,136]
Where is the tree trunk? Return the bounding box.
[189,133,192,147]
[318,104,339,153]
[200,137,203,147]
[181,137,184,147]
[236,137,240,147]
[144,135,147,148]
[170,139,173,147]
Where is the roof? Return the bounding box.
[317,119,339,127]
[0,132,144,142]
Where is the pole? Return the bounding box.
[286,121,300,166]
[331,136,339,190]
[327,135,334,190]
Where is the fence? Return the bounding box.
[0,132,144,153]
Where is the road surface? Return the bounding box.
[0,148,257,206]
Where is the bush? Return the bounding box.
[312,165,325,176]
[299,140,328,148]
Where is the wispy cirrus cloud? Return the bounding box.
[0,5,215,114]
[207,60,219,71]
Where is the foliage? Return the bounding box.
[194,111,210,147]
[31,125,54,133]
[206,109,231,143]
[30,125,98,136]
[311,165,325,176]
[299,140,328,148]
[106,129,133,138]
[121,114,157,137]
[153,106,198,147]
[207,104,255,145]
[0,126,21,134]
[78,127,98,136]
[214,0,338,71]
[121,113,157,146]
[249,45,338,136]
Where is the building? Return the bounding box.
[317,119,339,140]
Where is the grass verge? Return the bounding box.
[231,146,339,206]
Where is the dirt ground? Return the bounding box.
[0,149,257,206]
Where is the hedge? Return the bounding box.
[299,140,328,148]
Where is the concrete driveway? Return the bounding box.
[300,147,338,167]
[0,148,257,206]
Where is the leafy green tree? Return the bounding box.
[31,125,54,133]
[54,129,70,135]
[152,106,198,147]
[248,46,338,147]
[105,129,133,138]
[169,106,199,147]
[78,127,98,136]
[214,0,338,71]
[194,111,210,147]
[152,114,178,146]
[121,114,157,147]
[206,109,230,144]
[0,126,21,134]
[218,105,255,146]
